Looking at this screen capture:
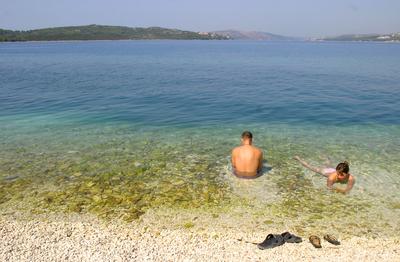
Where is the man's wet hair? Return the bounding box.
[241,131,253,140]
[336,161,349,174]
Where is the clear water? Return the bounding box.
[1,41,400,236]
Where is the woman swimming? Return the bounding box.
[294,156,355,194]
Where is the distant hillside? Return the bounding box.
[320,32,400,42]
[212,30,297,41]
[0,25,228,41]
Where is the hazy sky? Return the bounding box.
[1,0,399,37]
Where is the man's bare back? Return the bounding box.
[231,131,263,178]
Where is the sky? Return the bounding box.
[1,0,399,38]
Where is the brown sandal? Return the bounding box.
[324,234,340,245]
[309,235,322,248]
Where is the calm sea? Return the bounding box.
[1,40,399,236]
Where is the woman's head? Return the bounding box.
[336,161,350,177]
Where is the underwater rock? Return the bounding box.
[183,222,195,229]
[3,175,20,181]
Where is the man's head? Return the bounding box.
[241,131,253,144]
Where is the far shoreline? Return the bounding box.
[1,39,400,44]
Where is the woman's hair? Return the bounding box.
[336,161,349,174]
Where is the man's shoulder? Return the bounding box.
[253,146,263,154]
[232,146,241,153]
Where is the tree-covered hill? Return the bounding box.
[0,25,228,41]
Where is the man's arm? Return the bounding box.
[258,151,263,171]
[294,156,324,175]
[231,149,236,168]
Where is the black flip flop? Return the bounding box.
[324,234,340,245]
[257,234,285,250]
[281,232,302,243]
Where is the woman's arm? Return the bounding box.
[331,176,355,194]
[342,175,355,194]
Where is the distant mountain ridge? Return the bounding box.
[320,32,400,42]
[2,25,399,42]
[212,30,298,41]
[0,25,228,41]
[0,25,300,42]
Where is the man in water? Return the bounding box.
[231,131,263,179]
[294,156,355,194]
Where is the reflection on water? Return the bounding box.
[1,120,399,237]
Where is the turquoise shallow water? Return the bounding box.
[1,41,400,236]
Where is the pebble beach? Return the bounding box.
[1,210,399,262]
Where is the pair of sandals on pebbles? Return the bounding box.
[309,235,340,248]
[257,232,302,250]
[257,233,340,249]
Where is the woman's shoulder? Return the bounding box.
[327,172,337,180]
